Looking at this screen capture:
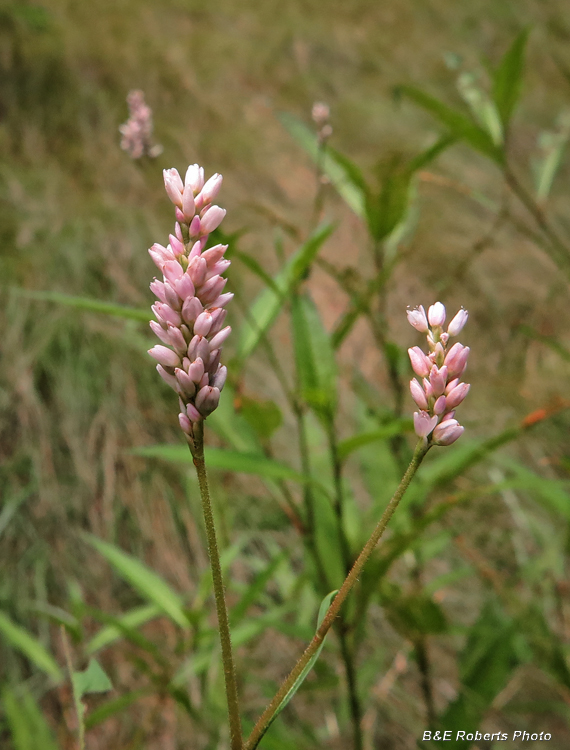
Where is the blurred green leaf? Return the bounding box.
[235,223,334,367]
[291,292,337,420]
[400,85,503,163]
[338,419,412,461]
[73,658,112,697]
[0,611,62,680]
[2,686,59,750]
[491,29,529,129]
[0,485,34,539]
[232,249,282,296]
[382,592,447,639]
[239,395,284,440]
[83,535,188,629]
[86,603,161,655]
[85,687,153,729]
[208,384,262,452]
[278,112,366,218]
[16,289,149,321]
[231,551,287,625]
[130,444,312,483]
[313,489,346,589]
[533,113,570,202]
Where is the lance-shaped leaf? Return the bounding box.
[0,612,62,680]
[82,534,188,629]
[16,290,149,321]
[2,686,60,750]
[491,28,530,130]
[235,223,334,367]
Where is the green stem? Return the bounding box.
[244,438,430,750]
[191,421,243,750]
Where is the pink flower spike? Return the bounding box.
[167,325,187,353]
[153,302,181,328]
[447,308,468,337]
[188,240,202,259]
[163,169,184,208]
[408,346,431,378]
[209,308,227,336]
[185,164,205,194]
[407,305,429,332]
[148,345,180,368]
[432,419,464,446]
[179,412,192,434]
[199,206,226,235]
[428,302,446,327]
[209,325,232,350]
[199,173,223,205]
[199,276,227,306]
[445,378,460,395]
[205,259,231,281]
[413,411,438,438]
[164,283,181,311]
[410,379,429,410]
[186,402,202,422]
[162,260,184,285]
[188,256,208,287]
[445,382,470,410]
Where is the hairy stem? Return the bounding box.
[191,422,243,750]
[244,438,430,750]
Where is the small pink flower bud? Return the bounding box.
[175,222,184,242]
[440,332,449,346]
[428,301,446,327]
[199,372,209,388]
[209,325,231,350]
[186,402,202,422]
[196,385,221,416]
[153,302,181,328]
[162,260,184,285]
[188,240,202,259]
[410,379,429,410]
[179,412,192,434]
[188,335,211,367]
[168,234,185,256]
[194,311,213,337]
[167,326,187,353]
[447,308,468,337]
[185,164,205,194]
[209,308,227,335]
[201,244,228,266]
[189,215,201,237]
[212,292,234,308]
[408,346,431,378]
[150,320,170,344]
[444,344,470,378]
[164,283,181,311]
[429,365,448,397]
[174,368,197,397]
[150,279,166,303]
[198,174,223,205]
[413,411,438,437]
[205,259,231,281]
[156,364,178,390]
[199,206,226,235]
[199,275,227,306]
[212,365,227,391]
[423,378,434,400]
[182,188,196,222]
[188,357,205,383]
[148,345,180,368]
[188,256,208,287]
[163,169,184,208]
[181,296,203,325]
[173,273,195,301]
[445,378,460,395]
[407,305,429,332]
[207,349,221,375]
[432,419,464,446]
[445,382,470,410]
[433,395,447,415]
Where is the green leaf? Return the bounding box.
[73,658,113,697]
[291,292,337,420]
[383,593,447,639]
[232,249,282,296]
[264,591,338,732]
[491,29,529,129]
[400,85,503,163]
[85,688,153,729]
[0,611,62,680]
[231,551,287,625]
[86,603,161,655]
[337,420,412,460]
[235,223,334,367]
[207,384,262,452]
[278,112,366,218]
[2,686,59,750]
[15,289,149,321]
[130,444,312,483]
[82,535,188,629]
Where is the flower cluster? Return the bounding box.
[407,302,470,446]
[148,165,232,435]
[119,90,163,159]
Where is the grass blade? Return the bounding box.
[0,611,62,680]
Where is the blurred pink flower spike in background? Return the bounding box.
[119,90,163,159]
[407,301,470,445]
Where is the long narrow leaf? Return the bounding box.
[2,687,59,750]
[491,29,529,129]
[0,612,62,680]
[82,535,188,629]
[15,289,149,321]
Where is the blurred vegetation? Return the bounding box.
[1,0,570,748]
